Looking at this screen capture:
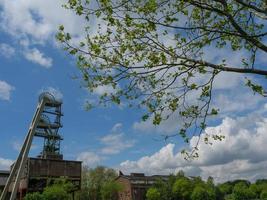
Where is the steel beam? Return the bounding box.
[0,99,46,200]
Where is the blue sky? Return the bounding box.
[0,0,267,183]
[0,28,168,165]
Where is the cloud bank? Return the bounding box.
[77,123,135,166]
[121,110,267,183]
[0,80,14,101]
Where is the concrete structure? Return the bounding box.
[115,172,169,200]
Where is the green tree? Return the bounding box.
[256,180,267,185]
[190,178,216,200]
[233,182,256,200]
[77,166,117,200]
[176,170,185,178]
[101,181,122,200]
[261,190,267,199]
[42,185,68,200]
[58,0,267,156]
[257,182,267,193]
[191,186,210,200]
[205,177,216,200]
[23,192,45,200]
[191,176,205,187]
[153,175,176,200]
[250,183,261,199]
[24,179,74,200]
[146,187,161,200]
[218,182,233,199]
[172,177,193,200]
[224,194,235,200]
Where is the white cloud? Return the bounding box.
[100,133,135,155]
[213,72,242,90]
[133,85,264,134]
[133,111,182,134]
[76,123,135,166]
[100,123,135,155]
[0,0,87,66]
[0,157,13,170]
[111,123,123,132]
[0,43,15,58]
[120,144,184,175]
[12,140,21,151]
[24,48,52,68]
[0,0,84,42]
[0,80,14,101]
[121,109,267,183]
[11,139,38,152]
[77,151,102,167]
[213,90,264,116]
[94,85,117,96]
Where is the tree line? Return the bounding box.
[18,166,267,200]
[23,166,121,200]
[146,171,267,200]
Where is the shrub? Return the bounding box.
[146,188,161,200]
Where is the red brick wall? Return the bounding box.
[116,177,132,200]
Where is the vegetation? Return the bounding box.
[146,173,267,200]
[24,166,122,200]
[150,173,217,200]
[77,166,122,200]
[24,192,45,200]
[172,176,193,200]
[23,167,267,200]
[57,0,267,156]
[100,181,123,200]
[146,187,161,200]
[24,178,75,200]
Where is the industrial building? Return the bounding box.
[115,172,169,200]
[13,158,81,199]
[0,93,82,200]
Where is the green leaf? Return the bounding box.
[69,49,78,55]
[142,114,149,121]
[153,113,162,125]
[210,108,218,115]
[59,25,64,31]
[111,95,120,104]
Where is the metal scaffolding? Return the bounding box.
[0,92,63,200]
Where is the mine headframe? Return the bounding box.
[0,92,64,200]
[35,92,63,160]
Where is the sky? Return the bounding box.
[0,0,267,183]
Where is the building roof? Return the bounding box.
[0,170,9,175]
[116,172,169,185]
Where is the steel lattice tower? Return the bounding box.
[0,92,64,200]
[35,92,63,160]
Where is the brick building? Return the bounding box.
[115,172,168,200]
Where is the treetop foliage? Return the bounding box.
[22,167,267,200]
[24,178,75,200]
[78,166,120,200]
[146,173,267,200]
[57,0,267,157]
